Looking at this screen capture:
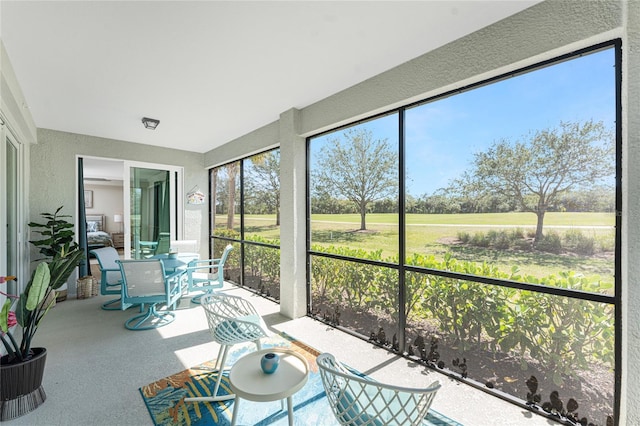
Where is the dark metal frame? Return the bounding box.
[209,148,282,303]
[306,39,622,425]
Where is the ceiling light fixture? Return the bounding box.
[142,117,160,130]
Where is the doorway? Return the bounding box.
[80,156,183,259]
[3,133,21,296]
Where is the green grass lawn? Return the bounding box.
[230,212,616,285]
[312,211,614,226]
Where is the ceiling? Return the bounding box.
[82,157,124,183]
[1,1,539,154]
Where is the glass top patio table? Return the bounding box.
[150,254,187,273]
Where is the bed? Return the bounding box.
[86,214,114,250]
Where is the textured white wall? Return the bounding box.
[279,108,306,319]
[30,129,210,261]
[622,0,640,424]
[84,184,123,233]
[203,120,279,168]
[1,41,36,298]
[0,41,37,144]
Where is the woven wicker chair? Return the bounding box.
[317,353,441,426]
[184,293,269,403]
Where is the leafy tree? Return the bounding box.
[453,120,614,242]
[212,162,239,229]
[244,151,281,225]
[421,192,461,214]
[226,163,239,229]
[555,186,615,212]
[314,128,398,230]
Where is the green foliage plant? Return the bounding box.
[563,229,596,256]
[456,231,471,243]
[243,237,280,298]
[313,128,398,231]
[28,206,77,259]
[0,207,84,363]
[452,120,614,243]
[310,245,614,389]
[535,231,563,254]
[224,221,615,392]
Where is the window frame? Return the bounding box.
[306,39,622,423]
[210,147,281,302]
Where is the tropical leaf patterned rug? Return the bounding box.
[139,333,462,426]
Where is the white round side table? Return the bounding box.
[229,347,310,426]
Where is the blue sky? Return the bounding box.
[311,46,616,197]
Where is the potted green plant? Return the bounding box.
[0,206,84,420]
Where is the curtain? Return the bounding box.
[152,183,161,241]
[161,178,170,235]
[78,157,90,276]
[152,177,170,240]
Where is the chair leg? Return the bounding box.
[101,297,122,310]
[102,297,138,311]
[184,344,235,403]
[212,345,230,397]
[190,287,217,304]
[124,304,175,330]
[213,344,225,372]
[190,293,205,304]
[190,281,223,304]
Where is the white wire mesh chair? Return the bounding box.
[184,293,270,403]
[317,353,441,426]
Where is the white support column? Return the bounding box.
[279,108,307,319]
[622,0,640,423]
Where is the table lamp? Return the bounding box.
[114,214,123,233]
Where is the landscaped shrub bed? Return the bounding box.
[309,245,614,426]
[212,229,614,424]
[212,231,281,300]
[457,228,609,257]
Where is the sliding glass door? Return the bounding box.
[3,134,19,295]
[124,161,182,259]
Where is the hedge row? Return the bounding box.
[310,246,614,384]
[212,232,614,383]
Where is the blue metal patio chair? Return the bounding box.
[317,353,441,426]
[184,293,269,403]
[90,247,124,310]
[153,232,171,256]
[186,244,233,304]
[116,259,184,330]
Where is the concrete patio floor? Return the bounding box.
[5,283,553,426]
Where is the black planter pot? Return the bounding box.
[0,347,47,421]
